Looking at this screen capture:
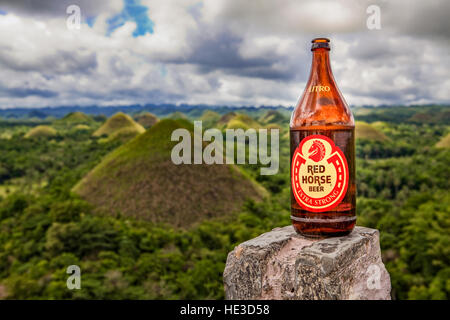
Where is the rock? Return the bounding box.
[223,226,391,300]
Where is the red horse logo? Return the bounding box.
[308,140,326,162]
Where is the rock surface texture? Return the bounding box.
[223,226,391,300]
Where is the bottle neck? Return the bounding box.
[290,46,354,128]
[307,48,335,89]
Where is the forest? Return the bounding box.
[0,104,448,300]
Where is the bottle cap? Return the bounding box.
[311,38,330,50]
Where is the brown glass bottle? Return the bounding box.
[290,38,355,238]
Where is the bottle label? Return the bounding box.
[291,135,348,212]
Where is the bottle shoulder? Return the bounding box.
[290,84,354,128]
[290,102,354,128]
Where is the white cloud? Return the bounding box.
[0,0,448,108]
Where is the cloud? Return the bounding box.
[383,0,450,39]
[0,0,123,18]
[0,0,448,108]
[200,0,367,36]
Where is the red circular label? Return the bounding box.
[291,135,348,212]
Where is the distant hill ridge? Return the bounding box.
[1,105,449,127]
[0,104,295,119]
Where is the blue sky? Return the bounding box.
[106,0,154,37]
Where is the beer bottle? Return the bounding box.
[290,38,355,237]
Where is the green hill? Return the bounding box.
[73,119,265,227]
[217,113,260,130]
[408,112,434,124]
[407,111,450,124]
[24,125,57,139]
[371,121,389,130]
[167,111,187,120]
[353,107,373,116]
[103,127,144,143]
[134,112,159,129]
[227,114,260,130]
[436,133,450,148]
[259,110,286,124]
[61,111,92,123]
[93,112,145,139]
[217,112,237,126]
[199,110,221,128]
[200,110,220,121]
[355,121,388,142]
[215,112,262,130]
[200,110,220,122]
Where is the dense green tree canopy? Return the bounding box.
[0,105,449,300]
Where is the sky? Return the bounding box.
[0,0,449,108]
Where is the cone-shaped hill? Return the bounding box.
[134,112,159,129]
[226,114,261,130]
[200,110,221,122]
[436,133,450,148]
[259,110,286,124]
[61,111,93,123]
[200,110,221,127]
[371,121,388,130]
[355,121,388,142]
[93,112,145,140]
[73,119,266,228]
[217,112,237,126]
[54,112,94,132]
[167,111,187,120]
[216,113,261,130]
[25,125,57,139]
